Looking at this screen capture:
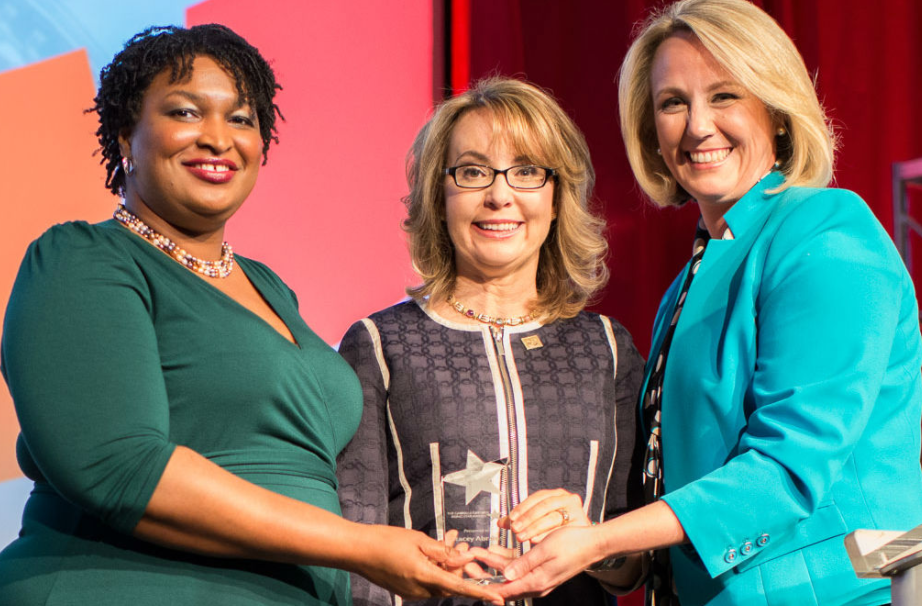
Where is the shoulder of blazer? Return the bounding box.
[762,186,868,231]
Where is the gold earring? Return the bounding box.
[776,127,786,136]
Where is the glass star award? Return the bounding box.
[439,449,510,550]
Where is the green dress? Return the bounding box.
[0,220,362,605]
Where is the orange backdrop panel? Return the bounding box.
[0,50,111,481]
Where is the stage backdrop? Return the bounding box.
[0,0,432,547]
[1,0,921,560]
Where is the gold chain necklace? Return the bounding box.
[446,293,537,328]
[113,203,235,278]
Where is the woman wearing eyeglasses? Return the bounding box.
[336,77,646,606]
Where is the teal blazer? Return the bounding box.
[645,172,922,605]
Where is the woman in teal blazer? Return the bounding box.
[478,1,922,604]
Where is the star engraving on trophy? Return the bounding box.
[442,450,507,505]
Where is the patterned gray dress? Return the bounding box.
[336,300,644,606]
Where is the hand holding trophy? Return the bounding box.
[439,450,592,585]
[439,450,513,584]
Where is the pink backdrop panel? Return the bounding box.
[187,0,431,345]
[0,50,110,482]
[0,2,436,484]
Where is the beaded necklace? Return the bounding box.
[113,203,235,278]
[446,293,537,328]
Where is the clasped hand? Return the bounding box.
[355,524,504,605]
[440,489,598,599]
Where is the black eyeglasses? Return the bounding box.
[444,164,557,190]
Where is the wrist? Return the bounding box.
[306,517,372,573]
[587,521,620,565]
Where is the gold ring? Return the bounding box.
[557,508,570,525]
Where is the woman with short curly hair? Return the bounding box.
[0,24,500,606]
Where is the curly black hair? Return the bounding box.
[90,24,283,195]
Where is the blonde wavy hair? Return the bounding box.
[618,0,837,207]
[404,77,607,322]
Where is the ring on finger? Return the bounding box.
[556,508,570,525]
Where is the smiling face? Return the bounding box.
[118,55,263,235]
[651,31,776,211]
[444,109,555,283]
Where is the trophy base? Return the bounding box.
[465,575,507,585]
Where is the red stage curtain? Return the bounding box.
[461,0,922,356]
